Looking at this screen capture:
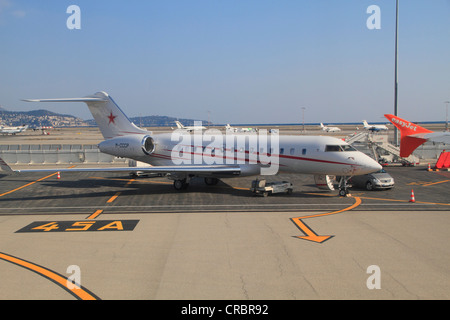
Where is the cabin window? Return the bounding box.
[290,148,295,155]
[302,148,307,155]
[280,148,284,155]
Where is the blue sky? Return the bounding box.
[1,0,449,124]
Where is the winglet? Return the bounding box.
[384,114,433,157]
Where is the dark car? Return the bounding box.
[350,169,394,191]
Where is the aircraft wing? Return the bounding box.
[0,158,241,177]
[422,132,450,144]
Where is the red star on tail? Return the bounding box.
[108,112,117,124]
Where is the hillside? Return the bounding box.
[0,108,207,128]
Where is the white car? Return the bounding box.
[350,169,394,191]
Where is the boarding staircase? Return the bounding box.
[345,131,419,165]
[345,131,369,145]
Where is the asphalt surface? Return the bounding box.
[0,165,449,300]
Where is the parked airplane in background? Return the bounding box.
[320,123,341,133]
[362,120,388,132]
[175,120,206,132]
[0,91,382,195]
[0,124,28,135]
[384,114,450,157]
[225,124,257,133]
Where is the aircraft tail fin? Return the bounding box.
[24,91,148,139]
[384,114,433,157]
[175,121,184,129]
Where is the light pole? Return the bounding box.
[393,0,399,146]
[301,107,306,133]
[445,101,449,132]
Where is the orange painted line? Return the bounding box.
[0,252,100,300]
[300,196,362,219]
[358,196,450,206]
[422,180,450,187]
[87,209,103,220]
[0,166,76,198]
[0,173,58,197]
[89,179,135,218]
[107,192,121,203]
[106,179,135,203]
[291,196,362,243]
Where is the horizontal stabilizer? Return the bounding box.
[23,91,148,139]
[22,97,108,103]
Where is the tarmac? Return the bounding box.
[0,127,449,301]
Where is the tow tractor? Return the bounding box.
[250,179,293,197]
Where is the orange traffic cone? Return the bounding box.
[427,163,431,171]
[57,172,61,179]
[409,189,415,203]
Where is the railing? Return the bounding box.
[0,144,127,165]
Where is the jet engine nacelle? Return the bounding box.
[98,135,156,158]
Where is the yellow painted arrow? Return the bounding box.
[291,197,362,243]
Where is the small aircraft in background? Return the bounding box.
[362,120,388,132]
[384,114,450,157]
[225,124,257,133]
[175,120,206,132]
[0,124,28,135]
[320,123,341,133]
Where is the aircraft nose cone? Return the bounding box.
[363,159,382,174]
[371,162,383,172]
[353,154,382,175]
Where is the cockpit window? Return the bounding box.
[325,145,357,152]
[325,145,341,152]
[341,145,357,152]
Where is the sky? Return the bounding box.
[0,0,449,125]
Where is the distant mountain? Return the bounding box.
[0,107,207,128]
[0,109,85,127]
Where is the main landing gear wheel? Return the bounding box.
[204,177,219,186]
[174,179,189,190]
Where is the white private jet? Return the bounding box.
[0,124,28,135]
[225,124,257,133]
[175,120,206,132]
[0,92,382,195]
[362,120,388,132]
[320,123,341,133]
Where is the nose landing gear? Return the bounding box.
[338,176,352,197]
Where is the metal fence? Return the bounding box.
[0,144,127,165]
